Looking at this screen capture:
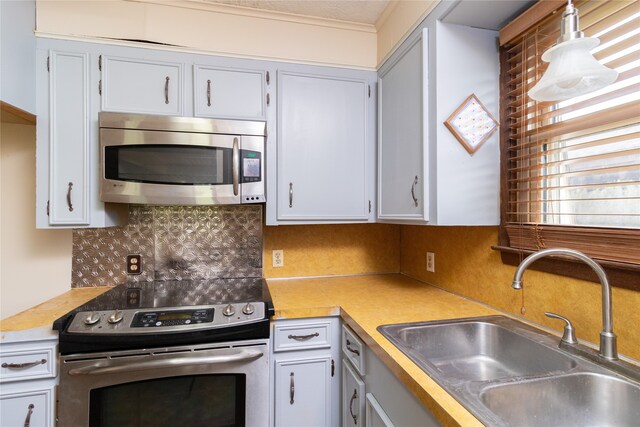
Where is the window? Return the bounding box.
[498,0,639,280]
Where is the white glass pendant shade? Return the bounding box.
[528,37,618,102]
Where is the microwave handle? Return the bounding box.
[232,137,240,196]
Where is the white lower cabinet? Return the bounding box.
[343,358,365,427]
[341,324,441,427]
[271,317,340,427]
[365,393,395,427]
[0,334,58,427]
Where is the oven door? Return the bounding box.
[100,128,242,205]
[58,340,269,427]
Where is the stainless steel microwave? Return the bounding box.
[99,112,266,205]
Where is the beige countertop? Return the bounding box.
[1,274,514,426]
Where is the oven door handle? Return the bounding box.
[67,348,264,376]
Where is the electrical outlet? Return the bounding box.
[272,250,284,268]
[126,254,142,275]
[426,252,435,273]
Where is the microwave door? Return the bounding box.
[100,129,242,205]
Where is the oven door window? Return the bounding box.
[89,374,246,427]
[104,145,233,185]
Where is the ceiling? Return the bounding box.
[203,0,392,25]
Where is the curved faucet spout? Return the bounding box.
[511,248,617,360]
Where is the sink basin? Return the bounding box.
[378,316,576,382]
[378,316,640,426]
[480,372,640,427]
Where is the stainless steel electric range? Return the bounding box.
[53,278,274,427]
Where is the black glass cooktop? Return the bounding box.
[71,278,273,313]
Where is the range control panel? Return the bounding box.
[131,308,214,328]
[66,302,265,335]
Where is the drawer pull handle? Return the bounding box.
[288,332,319,341]
[289,372,295,404]
[346,339,361,356]
[2,359,47,369]
[23,403,34,427]
[207,79,212,106]
[349,388,359,424]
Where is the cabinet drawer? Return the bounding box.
[274,320,331,352]
[0,387,54,427]
[0,344,56,383]
[342,325,365,375]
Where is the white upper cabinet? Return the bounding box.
[378,30,429,223]
[377,15,500,226]
[275,70,372,223]
[101,56,183,115]
[46,51,90,225]
[0,0,36,114]
[193,65,266,119]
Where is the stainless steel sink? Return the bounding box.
[480,373,640,427]
[380,318,576,382]
[378,316,640,427]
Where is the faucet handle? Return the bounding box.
[545,312,578,345]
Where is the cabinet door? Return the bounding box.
[102,56,182,115]
[275,356,331,427]
[0,387,54,427]
[343,360,365,427]
[277,71,368,221]
[378,30,429,222]
[365,393,395,427]
[48,50,90,225]
[194,66,265,119]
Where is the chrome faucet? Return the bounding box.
[512,248,618,360]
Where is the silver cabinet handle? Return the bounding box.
[288,332,319,341]
[411,175,419,207]
[289,182,293,208]
[2,359,46,369]
[232,137,240,196]
[349,389,358,425]
[23,404,34,427]
[164,76,170,104]
[66,182,74,212]
[68,348,263,375]
[207,79,212,107]
[289,372,295,404]
[346,339,360,356]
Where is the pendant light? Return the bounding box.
[528,0,618,102]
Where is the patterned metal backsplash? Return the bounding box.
[72,205,262,287]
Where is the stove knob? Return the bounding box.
[108,310,124,324]
[84,312,101,326]
[223,304,235,317]
[242,303,255,316]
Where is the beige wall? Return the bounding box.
[400,226,640,361]
[36,0,378,69]
[0,123,72,319]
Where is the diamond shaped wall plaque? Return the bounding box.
[444,94,499,155]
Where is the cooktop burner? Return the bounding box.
[54,278,273,355]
